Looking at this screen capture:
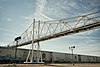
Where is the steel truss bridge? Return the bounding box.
[8,11,100,48]
[8,11,100,63]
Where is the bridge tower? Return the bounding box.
[24,19,44,64]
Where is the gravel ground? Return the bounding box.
[0,63,100,67]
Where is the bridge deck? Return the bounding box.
[10,22,100,48]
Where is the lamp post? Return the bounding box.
[69,46,75,65]
[14,36,21,63]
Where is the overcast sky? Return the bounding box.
[0,0,100,56]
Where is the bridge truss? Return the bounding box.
[8,11,100,63]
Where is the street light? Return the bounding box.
[69,46,75,65]
[14,36,21,63]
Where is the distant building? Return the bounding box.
[0,46,100,63]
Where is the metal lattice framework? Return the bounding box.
[8,11,100,48]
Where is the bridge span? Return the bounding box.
[10,21,100,48]
[8,11,100,48]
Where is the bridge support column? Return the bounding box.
[24,19,44,64]
[36,42,43,63]
[24,42,44,64]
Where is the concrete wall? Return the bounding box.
[52,52,66,62]
[0,48,15,56]
[0,47,100,63]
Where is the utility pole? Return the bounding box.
[69,46,75,65]
[14,36,21,63]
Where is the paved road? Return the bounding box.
[0,63,100,67]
